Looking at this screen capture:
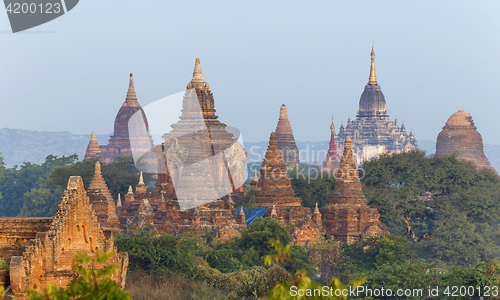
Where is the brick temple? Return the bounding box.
[337,47,418,165]
[0,176,128,299]
[248,132,324,245]
[84,131,102,161]
[436,110,495,172]
[321,136,389,243]
[95,73,154,164]
[77,58,390,247]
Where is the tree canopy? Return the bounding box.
[361,150,500,266]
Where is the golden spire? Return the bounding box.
[368,46,378,85]
[330,114,335,131]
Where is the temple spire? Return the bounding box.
[124,73,138,105]
[368,46,378,85]
[84,131,102,161]
[330,114,335,130]
[192,58,204,83]
[187,58,209,90]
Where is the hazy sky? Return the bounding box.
[1,1,499,145]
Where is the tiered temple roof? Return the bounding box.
[321,136,389,243]
[100,74,154,163]
[86,162,120,232]
[254,132,302,207]
[337,47,417,165]
[84,131,102,161]
[159,58,246,209]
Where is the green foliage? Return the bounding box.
[240,194,256,209]
[342,234,418,280]
[241,218,292,255]
[0,154,77,217]
[25,250,130,300]
[115,229,209,277]
[289,164,336,210]
[305,238,345,282]
[49,156,154,199]
[361,150,500,266]
[264,239,371,300]
[18,177,63,217]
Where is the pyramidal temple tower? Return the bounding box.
[99,74,154,163]
[159,58,246,206]
[254,132,302,207]
[251,131,324,245]
[84,131,103,161]
[436,110,495,172]
[86,162,120,232]
[337,47,417,165]
[275,104,299,165]
[321,117,340,173]
[321,136,389,243]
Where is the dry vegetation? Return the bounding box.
[125,271,231,300]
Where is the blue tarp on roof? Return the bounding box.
[236,207,268,226]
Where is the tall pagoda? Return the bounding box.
[321,136,389,243]
[159,58,247,209]
[99,74,154,163]
[337,47,417,165]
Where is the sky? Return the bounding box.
[1,1,500,145]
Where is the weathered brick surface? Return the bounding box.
[321,137,389,243]
[254,132,302,207]
[99,74,154,164]
[275,104,299,166]
[86,162,120,232]
[7,177,128,299]
[84,131,103,161]
[0,218,52,288]
[436,110,495,172]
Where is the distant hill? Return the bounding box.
[0,130,498,173]
[0,128,110,167]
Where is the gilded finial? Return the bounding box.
[368,45,378,85]
[330,114,335,130]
